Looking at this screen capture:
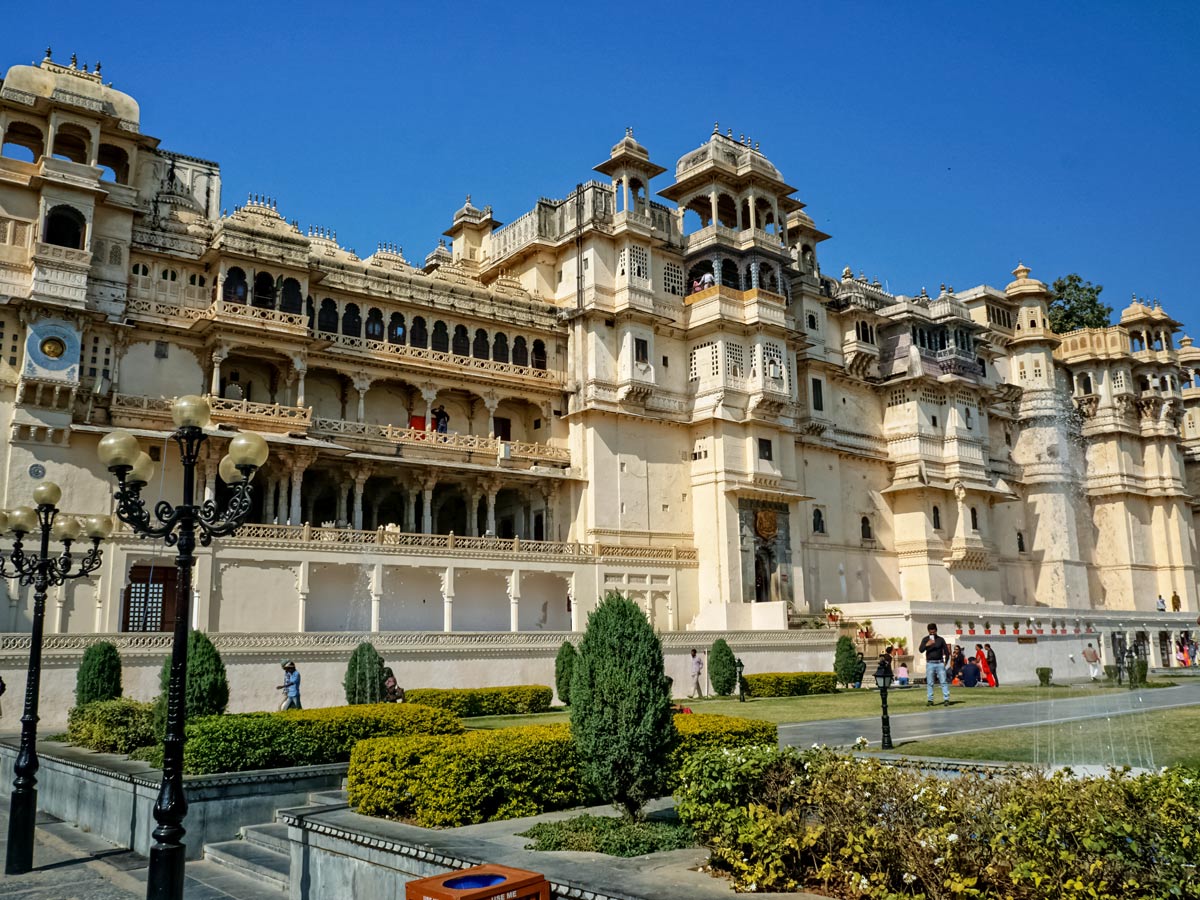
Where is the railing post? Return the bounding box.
[447,531,455,550]
[301,523,312,542]
[513,536,520,552]
[376,526,384,545]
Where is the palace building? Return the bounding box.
[0,52,1197,663]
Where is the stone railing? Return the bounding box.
[315,331,562,385]
[311,417,570,465]
[32,241,92,267]
[110,393,312,431]
[195,523,695,565]
[207,299,308,331]
[126,297,207,321]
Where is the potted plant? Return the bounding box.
[968,620,976,635]
[861,618,873,638]
[826,605,842,624]
[983,620,992,635]
[1073,618,1082,634]
[954,619,964,635]
[1025,618,1034,635]
[1085,621,1094,633]
[998,622,1007,635]
[1013,620,1021,634]
[1035,619,1044,635]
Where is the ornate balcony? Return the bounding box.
[310,417,570,468]
[204,299,309,335]
[110,393,312,433]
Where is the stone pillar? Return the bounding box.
[295,363,307,409]
[297,561,309,631]
[352,468,370,530]
[203,457,218,504]
[404,489,417,533]
[750,259,760,289]
[421,385,438,432]
[422,485,434,534]
[51,584,65,634]
[712,257,723,286]
[370,563,383,632]
[336,480,349,526]
[484,396,499,438]
[210,346,228,397]
[485,487,498,536]
[507,570,521,632]
[441,567,455,632]
[289,455,310,525]
[275,467,290,524]
[747,191,757,230]
[262,476,277,521]
[708,188,718,226]
[568,575,580,632]
[354,375,371,423]
[468,489,482,537]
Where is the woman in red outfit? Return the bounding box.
[974,643,997,687]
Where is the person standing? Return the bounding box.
[984,643,998,686]
[278,660,302,710]
[688,648,704,699]
[1171,590,1181,612]
[918,623,951,706]
[1156,594,1167,612]
[1082,643,1102,681]
[974,644,997,687]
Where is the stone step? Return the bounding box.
[205,839,290,891]
[241,822,290,855]
[181,860,291,900]
[307,789,349,806]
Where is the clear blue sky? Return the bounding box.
[4,1,1198,338]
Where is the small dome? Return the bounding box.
[674,124,784,181]
[2,58,139,125]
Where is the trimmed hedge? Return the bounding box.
[67,699,156,754]
[76,641,123,706]
[743,672,837,697]
[404,685,552,717]
[349,712,776,827]
[350,724,581,827]
[183,702,462,775]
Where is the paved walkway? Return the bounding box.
[778,680,1200,749]
[0,797,281,899]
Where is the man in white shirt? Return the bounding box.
[1082,643,1102,681]
[689,648,704,698]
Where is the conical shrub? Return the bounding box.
[555,640,577,706]
[834,635,858,688]
[570,591,677,819]
[708,638,738,696]
[344,641,386,704]
[76,640,123,706]
[153,630,229,735]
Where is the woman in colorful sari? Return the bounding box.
[974,644,997,687]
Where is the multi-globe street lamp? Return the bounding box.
[3,483,111,875]
[98,395,268,900]
[872,653,895,751]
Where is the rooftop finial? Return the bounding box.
[727,127,733,138]
[95,60,101,75]
[754,141,760,151]
[1012,261,1031,280]
[69,53,77,69]
[44,46,52,60]
[626,126,633,138]
[465,193,471,205]
[739,133,745,144]
[713,121,719,135]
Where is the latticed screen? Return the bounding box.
[126,581,163,631]
[122,566,177,632]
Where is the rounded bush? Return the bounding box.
[569,591,677,818]
[154,630,229,734]
[76,641,123,706]
[67,699,155,753]
[344,641,386,705]
[1035,666,1053,687]
[555,640,577,706]
[708,639,738,696]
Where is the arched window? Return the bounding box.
[806,312,818,331]
[306,296,315,331]
[51,123,90,164]
[512,336,529,367]
[387,312,405,344]
[932,506,941,530]
[342,303,362,337]
[1,121,45,161]
[317,298,338,333]
[410,316,428,348]
[252,272,276,309]
[431,320,449,352]
[719,258,740,289]
[860,516,873,540]
[970,507,979,531]
[473,328,490,360]
[43,205,86,249]
[97,144,130,183]
[492,332,509,363]
[452,325,469,356]
[280,278,303,314]
[1017,531,1026,553]
[365,307,384,341]
[223,267,248,303]
[531,339,547,370]
[812,508,825,534]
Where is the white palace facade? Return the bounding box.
[0,53,1198,657]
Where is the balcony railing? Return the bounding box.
[166,522,698,564]
[207,299,308,332]
[111,393,312,432]
[311,416,570,466]
[315,331,561,385]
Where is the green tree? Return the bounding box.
[708,638,738,696]
[833,636,858,689]
[554,640,578,706]
[1048,274,1112,333]
[344,641,386,704]
[570,591,677,818]
[153,630,229,734]
[76,640,123,706]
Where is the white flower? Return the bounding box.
[859,877,870,890]
[937,805,947,813]
[863,792,871,799]
[934,857,944,867]
[947,833,959,843]
[903,873,917,884]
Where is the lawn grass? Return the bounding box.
[885,705,1200,769]
[462,683,1133,730]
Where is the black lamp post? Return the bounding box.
[735,657,745,703]
[872,656,894,750]
[3,484,109,875]
[1125,645,1138,691]
[98,395,267,900]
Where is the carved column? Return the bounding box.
[292,354,308,409]
[485,485,499,536]
[712,257,723,286]
[353,375,372,423]
[296,561,309,632]
[422,476,437,534]
[540,483,557,542]
[289,452,312,525]
[468,487,483,537]
[262,475,277,521]
[275,462,291,524]
[441,567,455,632]
[483,392,500,438]
[568,574,580,632]
[336,477,349,526]
[370,562,383,633]
[708,187,718,226]
[210,345,229,397]
[421,384,438,432]
[749,259,760,289]
[352,466,371,530]
[404,488,417,533]
[507,570,521,632]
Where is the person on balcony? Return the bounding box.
[433,405,449,436]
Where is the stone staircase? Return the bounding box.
[202,789,349,893]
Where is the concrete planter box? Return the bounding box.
[0,739,346,859]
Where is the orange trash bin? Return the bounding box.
[405,864,549,900]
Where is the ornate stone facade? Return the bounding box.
[0,56,1197,650]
